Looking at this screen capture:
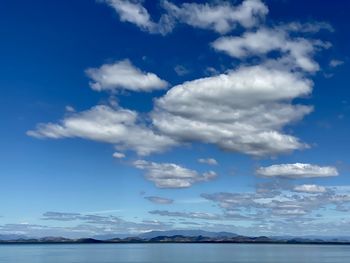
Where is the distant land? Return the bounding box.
[1,230,350,245]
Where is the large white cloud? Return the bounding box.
[86,59,168,92]
[256,163,339,179]
[152,65,313,156]
[212,27,330,72]
[133,160,217,188]
[27,105,176,156]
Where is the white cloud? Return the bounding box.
[152,65,313,156]
[256,163,339,179]
[174,65,189,76]
[293,184,327,193]
[330,59,344,68]
[212,27,330,72]
[112,152,126,159]
[27,105,176,156]
[149,210,221,220]
[133,160,217,188]
[278,22,334,33]
[201,186,350,222]
[198,158,218,166]
[144,196,173,204]
[86,59,168,92]
[101,0,174,35]
[28,1,333,168]
[31,64,317,158]
[162,0,268,34]
[65,105,75,112]
[103,0,268,35]
[103,0,153,29]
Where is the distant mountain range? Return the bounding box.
[1,230,350,244]
[138,230,239,239]
[93,230,238,240]
[0,234,28,241]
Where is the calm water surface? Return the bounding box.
[0,243,349,263]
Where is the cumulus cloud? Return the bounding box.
[162,0,268,34]
[256,163,339,179]
[152,65,313,156]
[293,184,327,193]
[86,59,168,92]
[145,196,174,204]
[133,160,217,188]
[198,158,218,165]
[212,27,330,72]
[28,0,335,189]
[102,0,268,35]
[27,105,176,156]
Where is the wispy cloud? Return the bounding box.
[330,59,344,68]
[198,158,218,166]
[144,196,174,204]
[102,0,268,35]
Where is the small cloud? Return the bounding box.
[198,158,218,165]
[204,67,219,76]
[279,21,334,33]
[86,59,168,92]
[212,27,328,72]
[149,210,221,220]
[133,160,217,188]
[256,163,339,179]
[144,196,174,204]
[338,114,345,120]
[113,152,125,159]
[174,65,189,76]
[330,59,344,68]
[323,73,334,79]
[42,211,81,221]
[65,105,75,112]
[293,184,327,193]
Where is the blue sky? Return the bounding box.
[1,0,350,238]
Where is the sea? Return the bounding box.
[0,243,349,262]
